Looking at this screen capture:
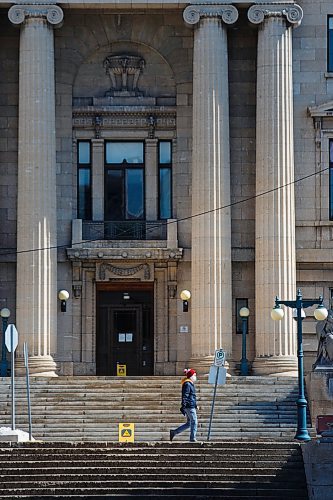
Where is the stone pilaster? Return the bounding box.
[8,4,64,375]
[248,4,303,374]
[183,5,238,372]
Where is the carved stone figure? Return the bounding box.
[313,309,333,369]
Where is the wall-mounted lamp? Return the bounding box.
[58,290,69,312]
[180,290,191,312]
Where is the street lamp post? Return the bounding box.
[239,307,250,376]
[0,308,10,377]
[271,288,328,442]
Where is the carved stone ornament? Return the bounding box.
[183,4,238,26]
[314,309,333,369]
[247,4,303,27]
[99,263,150,281]
[104,54,145,95]
[8,4,64,27]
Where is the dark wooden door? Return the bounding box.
[96,289,154,376]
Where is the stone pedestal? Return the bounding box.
[8,4,64,376]
[183,5,238,372]
[248,4,303,375]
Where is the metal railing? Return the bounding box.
[82,220,167,241]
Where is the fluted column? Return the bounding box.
[183,5,238,372]
[248,4,303,374]
[8,4,63,375]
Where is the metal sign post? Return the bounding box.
[5,324,18,431]
[207,349,226,441]
[23,342,32,441]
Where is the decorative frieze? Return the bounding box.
[99,263,151,281]
[247,4,303,26]
[183,4,238,25]
[73,108,176,131]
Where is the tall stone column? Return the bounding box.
[183,5,238,372]
[248,4,303,374]
[8,4,63,375]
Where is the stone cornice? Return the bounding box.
[183,4,238,26]
[8,3,63,26]
[67,247,183,262]
[247,3,303,27]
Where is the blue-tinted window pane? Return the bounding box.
[159,168,171,219]
[78,142,90,164]
[126,169,144,219]
[159,142,172,164]
[78,168,91,219]
[329,18,333,72]
[106,142,143,164]
[105,170,124,220]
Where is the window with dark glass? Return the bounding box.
[328,17,333,72]
[77,141,92,220]
[158,141,172,219]
[236,298,249,334]
[330,139,333,220]
[105,142,144,220]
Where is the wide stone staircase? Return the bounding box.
[0,441,308,498]
[0,376,310,498]
[0,376,308,441]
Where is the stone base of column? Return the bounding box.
[252,356,298,376]
[15,355,58,377]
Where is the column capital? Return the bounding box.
[8,3,63,27]
[183,4,238,26]
[248,4,303,27]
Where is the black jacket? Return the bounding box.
[181,380,197,409]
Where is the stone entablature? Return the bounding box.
[73,106,176,133]
[67,247,183,261]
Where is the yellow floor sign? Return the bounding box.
[117,363,126,376]
[119,423,135,443]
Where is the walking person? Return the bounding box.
[170,368,198,442]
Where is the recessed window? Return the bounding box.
[77,141,92,220]
[328,17,333,72]
[105,141,144,221]
[236,298,249,334]
[158,141,172,219]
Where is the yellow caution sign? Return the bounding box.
[117,363,126,376]
[119,423,135,443]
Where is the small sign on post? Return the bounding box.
[119,423,135,443]
[5,324,18,431]
[214,348,225,367]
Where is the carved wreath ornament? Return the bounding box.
[99,263,150,281]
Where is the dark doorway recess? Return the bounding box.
[96,284,154,376]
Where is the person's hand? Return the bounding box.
[180,406,186,416]
[196,405,199,411]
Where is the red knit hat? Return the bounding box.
[184,368,196,378]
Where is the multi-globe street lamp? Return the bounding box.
[239,307,250,376]
[271,288,328,441]
[0,308,10,377]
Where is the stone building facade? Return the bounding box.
[0,0,332,376]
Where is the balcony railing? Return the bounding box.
[82,220,167,241]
